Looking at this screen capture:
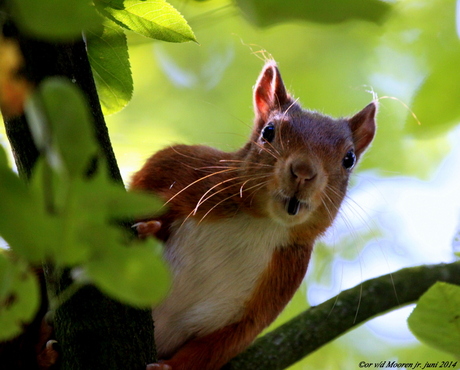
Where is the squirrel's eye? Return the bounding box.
[261,123,275,143]
[342,149,356,170]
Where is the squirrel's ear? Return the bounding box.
[348,101,377,157]
[254,61,291,122]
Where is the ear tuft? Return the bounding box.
[253,61,291,122]
[348,101,377,157]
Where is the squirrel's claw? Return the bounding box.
[37,340,59,370]
[133,220,162,239]
[146,363,172,370]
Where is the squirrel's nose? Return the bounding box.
[290,159,317,183]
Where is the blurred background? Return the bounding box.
[4,0,460,367]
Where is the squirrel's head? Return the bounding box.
[243,61,377,229]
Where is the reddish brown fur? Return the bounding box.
[130,144,268,241]
[132,145,229,241]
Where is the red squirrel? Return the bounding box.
[130,60,377,370]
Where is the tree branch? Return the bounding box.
[225,261,460,370]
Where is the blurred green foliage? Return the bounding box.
[0,0,194,340]
[0,253,39,340]
[0,78,170,340]
[235,0,391,26]
[408,282,460,359]
[10,0,102,40]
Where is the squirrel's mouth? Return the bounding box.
[268,193,312,225]
[284,196,309,216]
[271,193,310,220]
[285,196,301,216]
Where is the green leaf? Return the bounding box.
[406,51,460,137]
[0,253,40,340]
[23,75,168,306]
[26,78,99,178]
[75,170,168,306]
[0,73,169,311]
[408,282,460,358]
[85,238,170,307]
[11,0,102,40]
[75,166,163,221]
[106,189,164,220]
[0,148,55,262]
[96,0,197,43]
[86,20,133,115]
[234,0,391,27]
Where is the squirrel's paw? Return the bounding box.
[133,220,162,239]
[37,340,59,369]
[146,363,172,370]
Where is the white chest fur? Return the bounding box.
[153,214,290,357]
